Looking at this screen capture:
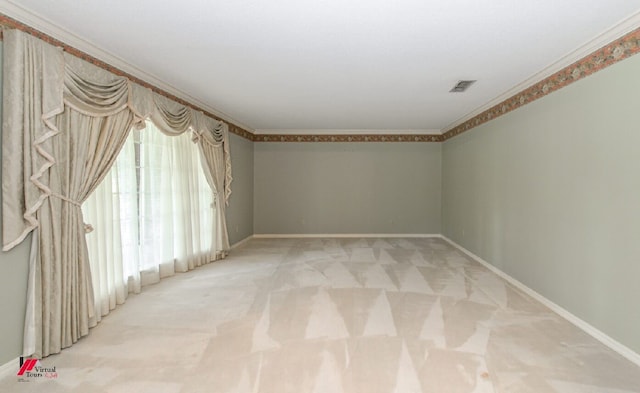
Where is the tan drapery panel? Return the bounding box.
[3,30,134,357]
[193,111,233,204]
[32,108,135,357]
[2,30,64,251]
[195,120,233,256]
[2,29,233,357]
[3,30,138,357]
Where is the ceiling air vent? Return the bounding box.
[450,80,476,93]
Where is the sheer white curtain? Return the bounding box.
[82,134,139,324]
[138,121,214,284]
[82,120,215,320]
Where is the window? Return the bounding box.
[83,121,215,320]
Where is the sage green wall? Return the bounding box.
[226,133,254,245]
[0,42,31,366]
[0,238,30,366]
[442,54,640,353]
[254,142,441,234]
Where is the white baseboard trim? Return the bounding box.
[231,235,254,249]
[0,356,19,379]
[252,233,441,239]
[440,235,640,368]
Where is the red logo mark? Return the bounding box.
[17,359,38,376]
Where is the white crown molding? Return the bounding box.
[443,10,640,133]
[254,129,442,135]
[0,0,255,133]
[441,235,640,368]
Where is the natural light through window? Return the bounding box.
[82,121,215,319]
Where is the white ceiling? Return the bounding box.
[3,0,640,133]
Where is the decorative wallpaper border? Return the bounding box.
[254,134,443,142]
[0,14,254,140]
[441,27,640,140]
[1,13,639,143]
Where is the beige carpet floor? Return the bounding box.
[2,237,639,392]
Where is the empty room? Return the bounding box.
[1,1,640,392]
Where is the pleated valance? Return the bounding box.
[2,29,232,252]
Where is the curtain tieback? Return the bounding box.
[48,193,94,233]
[50,192,82,207]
